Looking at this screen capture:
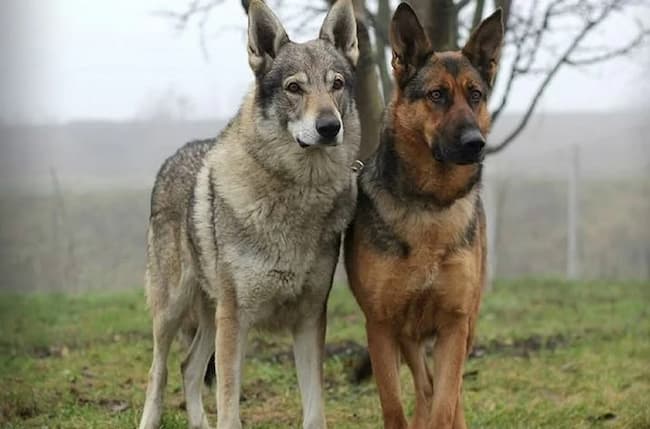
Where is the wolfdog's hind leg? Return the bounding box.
[139,226,190,429]
[139,308,184,429]
[182,294,216,429]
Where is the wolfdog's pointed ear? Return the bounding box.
[319,0,359,66]
[247,0,290,76]
[462,9,504,88]
[390,3,433,86]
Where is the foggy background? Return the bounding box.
[1,0,649,292]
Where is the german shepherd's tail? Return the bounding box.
[353,350,373,383]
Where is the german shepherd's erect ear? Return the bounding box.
[390,3,432,86]
[462,9,504,88]
[319,0,359,67]
[247,0,290,76]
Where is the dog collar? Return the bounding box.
[351,160,364,173]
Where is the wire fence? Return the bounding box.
[1,124,648,292]
[483,142,650,281]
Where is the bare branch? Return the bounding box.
[487,1,619,155]
[153,0,229,60]
[565,26,650,66]
[153,0,225,30]
[282,5,327,35]
[491,0,541,122]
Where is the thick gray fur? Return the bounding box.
[138,1,360,428]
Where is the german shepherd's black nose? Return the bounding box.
[316,115,341,139]
[460,129,486,152]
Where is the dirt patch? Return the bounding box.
[11,330,151,360]
[587,412,617,423]
[469,334,571,359]
[258,339,367,365]
[257,334,571,383]
[0,397,40,421]
[352,333,573,383]
[70,386,130,413]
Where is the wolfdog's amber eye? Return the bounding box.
[428,90,443,103]
[332,78,344,90]
[286,82,301,94]
[470,89,482,103]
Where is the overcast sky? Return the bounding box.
[1,0,648,124]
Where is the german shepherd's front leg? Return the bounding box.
[292,308,327,429]
[367,323,407,429]
[431,318,469,429]
[399,339,433,429]
[215,296,248,429]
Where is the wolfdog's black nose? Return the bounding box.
[460,128,486,152]
[316,115,341,139]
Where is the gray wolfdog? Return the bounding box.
[138,1,360,428]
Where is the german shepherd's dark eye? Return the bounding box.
[470,89,482,104]
[286,82,302,94]
[428,90,444,104]
[332,77,344,91]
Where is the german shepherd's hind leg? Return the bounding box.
[367,323,407,429]
[139,224,192,429]
[181,294,216,429]
[292,308,327,429]
[431,319,470,429]
[215,294,248,429]
[399,339,433,429]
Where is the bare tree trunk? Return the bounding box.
[351,0,383,159]
[407,0,458,51]
[472,0,486,30]
[493,0,511,31]
[374,0,392,101]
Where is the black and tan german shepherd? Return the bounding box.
[345,3,503,428]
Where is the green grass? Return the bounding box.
[1,280,649,428]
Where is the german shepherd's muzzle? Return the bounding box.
[433,126,486,165]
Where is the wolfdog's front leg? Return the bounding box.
[293,308,327,429]
[215,297,248,429]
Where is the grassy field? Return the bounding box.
[1,279,649,428]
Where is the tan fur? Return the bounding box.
[346,191,486,429]
[344,4,502,429]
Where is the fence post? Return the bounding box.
[485,179,497,290]
[567,144,580,280]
